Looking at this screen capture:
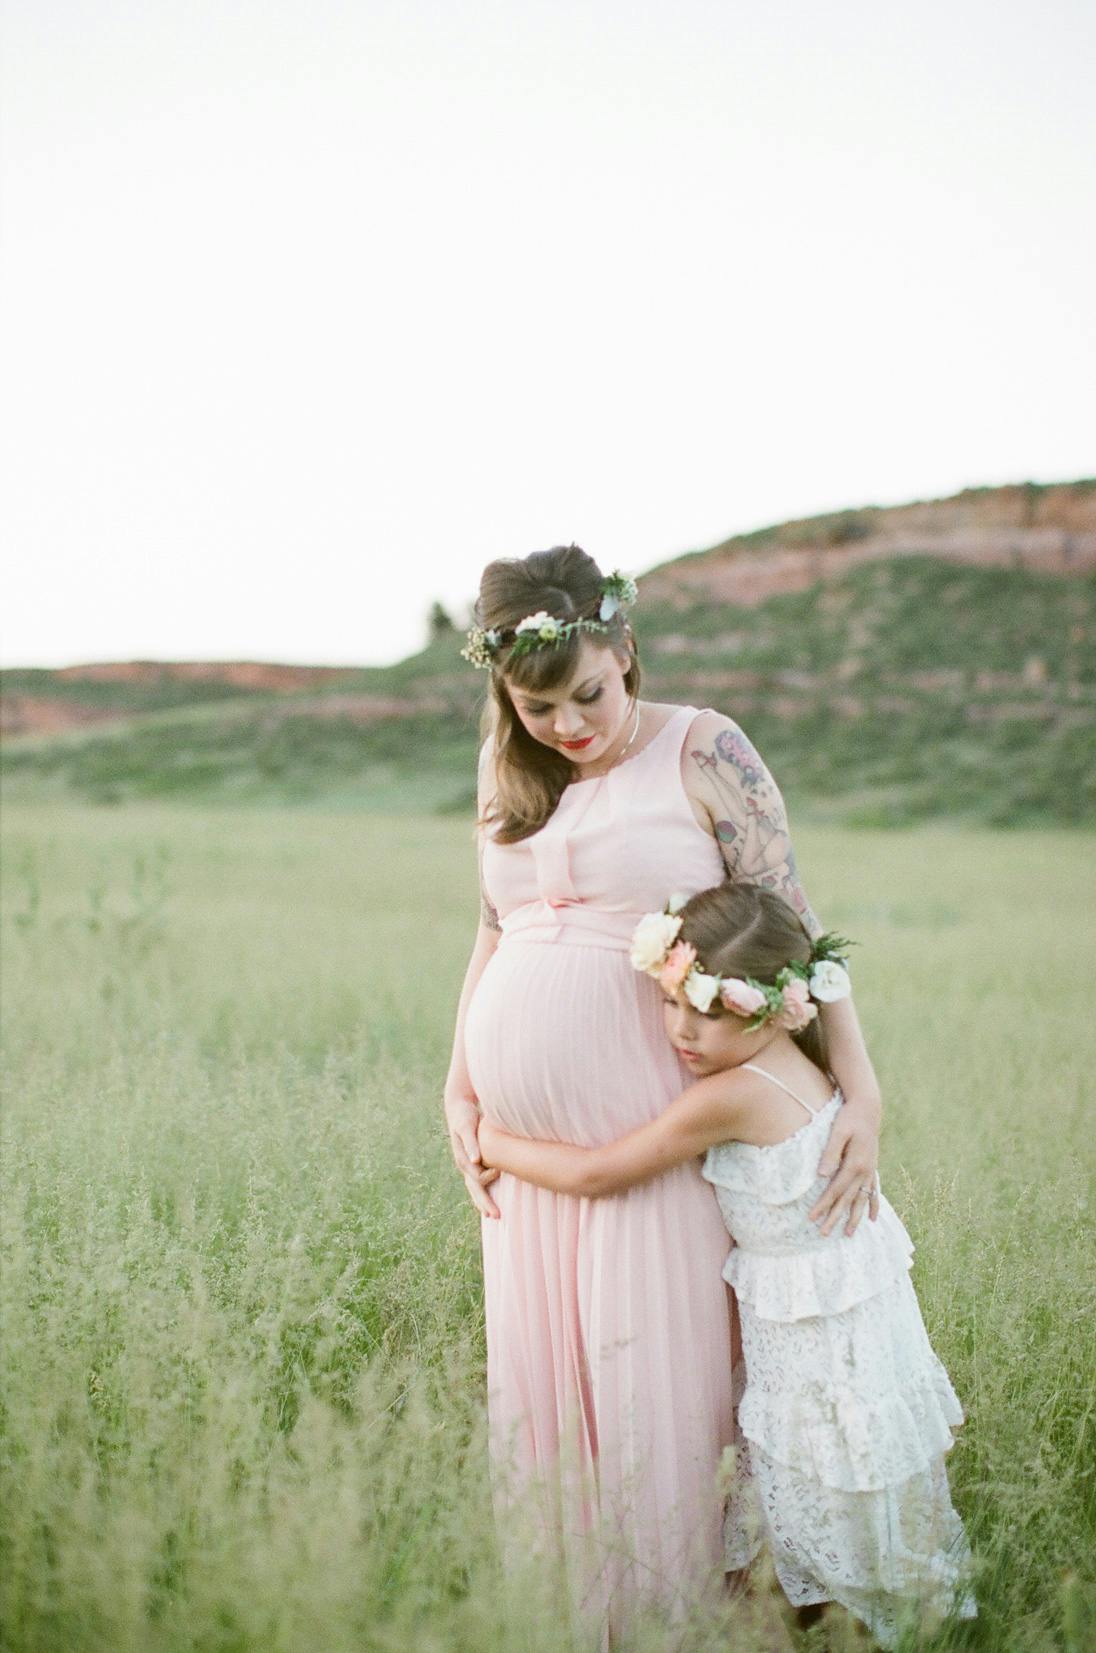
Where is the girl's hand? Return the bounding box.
[810,1094,881,1237]
[444,1094,500,1220]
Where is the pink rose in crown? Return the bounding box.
[779,977,818,1031]
[659,941,697,995]
[719,978,767,1018]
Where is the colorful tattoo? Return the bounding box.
[478,832,502,932]
[714,726,766,788]
[480,886,501,931]
[690,724,822,938]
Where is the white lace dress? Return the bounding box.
[703,1066,976,1647]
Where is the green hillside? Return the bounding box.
[4,553,1094,826]
[0,667,268,715]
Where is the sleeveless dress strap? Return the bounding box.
[738,1062,822,1117]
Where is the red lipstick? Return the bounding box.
[561,736,594,750]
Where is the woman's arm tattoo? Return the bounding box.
[690,724,822,937]
[477,836,502,932]
[480,884,501,931]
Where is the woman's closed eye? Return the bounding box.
[525,689,603,715]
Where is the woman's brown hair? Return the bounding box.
[678,882,830,1073]
[476,545,641,843]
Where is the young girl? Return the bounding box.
[477,881,976,1648]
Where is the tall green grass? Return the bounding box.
[1,808,1093,1650]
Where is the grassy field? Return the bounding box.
[1,806,1094,1651]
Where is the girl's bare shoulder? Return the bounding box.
[676,1065,767,1134]
[727,1059,838,1147]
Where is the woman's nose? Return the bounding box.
[554,707,584,736]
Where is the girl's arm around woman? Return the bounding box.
[478,1076,746,1199]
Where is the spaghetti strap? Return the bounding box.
[739,1062,822,1117]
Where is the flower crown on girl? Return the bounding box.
[629,896,854,1030]
[461,571,638,669]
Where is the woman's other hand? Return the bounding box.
[445,1093,500,1219]
[478,1117,508,1166]
[811,1094,881,1236]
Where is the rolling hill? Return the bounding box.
[3,480,1094,826]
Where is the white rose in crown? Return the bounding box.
[629,911,683,975]
[683,970,720,1013]
[515,610,562,642]
[808,959,852,1002]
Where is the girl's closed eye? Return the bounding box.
[661,992,721,1021]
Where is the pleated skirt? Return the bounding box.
[466,936,737,1631]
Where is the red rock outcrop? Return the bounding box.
[640,482,1096,609]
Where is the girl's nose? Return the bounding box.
[554,708,585,737]
[667,1004,697,1039]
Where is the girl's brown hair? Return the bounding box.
[476,545,641,843]
[678,881,830,1072]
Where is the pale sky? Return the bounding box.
[2,0,1093,668]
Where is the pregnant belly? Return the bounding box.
[465,938,685,1146]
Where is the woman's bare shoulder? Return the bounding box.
[679,709,775,804]
[692,704,725,726]
[681,705,747,747]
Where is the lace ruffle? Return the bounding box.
[723,1201,915,1321]
[745,1445,977,1644]
[739,1361,965,1493]
[703,1093,842,1206]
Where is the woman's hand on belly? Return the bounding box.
[444,1093,501,1219]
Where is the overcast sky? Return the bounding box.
[2,0,1093,668]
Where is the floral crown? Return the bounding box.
[461,570,638,670]
[629,896,854,1030]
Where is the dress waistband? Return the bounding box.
[500,899,638,952]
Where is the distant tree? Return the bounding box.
[428,601,456,641]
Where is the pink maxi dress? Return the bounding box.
[465,706,737,1630]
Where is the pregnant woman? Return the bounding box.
[443,545,882,1635]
